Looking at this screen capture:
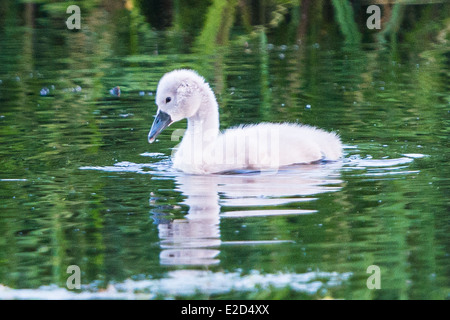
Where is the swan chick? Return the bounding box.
[148,69,342,174]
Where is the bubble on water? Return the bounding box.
[40,87,50,96]
[280,44,287,51]
[305,104,311,110]
[109,86,121,97]
[279,53,285,59]
[139,91,145,96]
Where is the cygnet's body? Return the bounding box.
[148,69,342,174]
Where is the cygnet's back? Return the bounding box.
[148,69,343,174]
[207,123,342,172]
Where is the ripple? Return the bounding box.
[221,209,316,218]
[341,153,427,181]
[79,159,173,175]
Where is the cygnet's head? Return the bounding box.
[148,69,205,143]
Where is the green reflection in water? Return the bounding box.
[0,0,448,299]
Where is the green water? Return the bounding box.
[0,1,449,299]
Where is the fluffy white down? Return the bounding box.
[149,69,343,174]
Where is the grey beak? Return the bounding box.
[148,110,172,143]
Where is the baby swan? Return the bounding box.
[148,69,342,174]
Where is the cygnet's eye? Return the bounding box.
[165,97,171,103]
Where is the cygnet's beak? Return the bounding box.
[148,110,173,143]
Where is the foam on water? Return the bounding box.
[0,269,352,300]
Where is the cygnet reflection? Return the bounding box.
[155,174,221,266]
[152,162,343,266]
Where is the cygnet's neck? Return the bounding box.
[184,82,220,146]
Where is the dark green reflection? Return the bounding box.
[0,0,448,299]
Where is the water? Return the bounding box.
[0,2,449,300]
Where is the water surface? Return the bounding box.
[0,1,448,299]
